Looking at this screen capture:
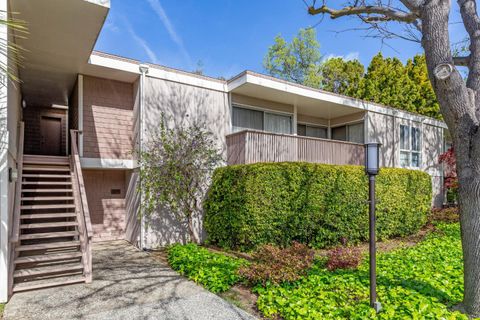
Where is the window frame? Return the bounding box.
[399,123,422,169]
[232,104,293,134]
[331,121,365,144]
[297,122,328,139]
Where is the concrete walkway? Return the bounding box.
[4,241,257,320]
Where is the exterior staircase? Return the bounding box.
[9,127,93,294]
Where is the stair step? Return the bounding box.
[21,221,78,229]
[14,263,84,278]
[21,196,74,201]
[21,213,77,219]
[13,275,86,292]
[21,204,76,210]
[23,174,71,178]
[22,181,73,185]
[23,155,69,165]
[16,241,81,251]
[15,252,83,264]
[19,231,79,240]
[22,189,73,193]
[23,166,70,172]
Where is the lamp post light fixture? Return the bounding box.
[364,142,382,313]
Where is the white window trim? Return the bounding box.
[232,104,293,134]
[399,123,422,169]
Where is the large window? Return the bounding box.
[232,105,292,134]
[331,122,364,143]
[297,123,327,139]
[400,124,421,168]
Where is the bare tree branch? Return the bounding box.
[308,4,418,23]
[454,56,470,66]
[459,0,480,93]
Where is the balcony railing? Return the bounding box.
[226,130,365,166]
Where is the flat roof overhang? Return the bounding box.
[228,71,447,128]
[11,0,110,106]
[228,72,366,120]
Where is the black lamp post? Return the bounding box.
[364,142,382,313]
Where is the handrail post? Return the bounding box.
[70,129,93,283]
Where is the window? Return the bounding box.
[332,123,364,143]
[232,106,292,134]
[297,124,327,139]
[400,124,421,168]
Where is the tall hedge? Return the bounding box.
[204,162,431,251]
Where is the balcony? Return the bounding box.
[226,130,365,166]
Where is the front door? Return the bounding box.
[40,116,62,155]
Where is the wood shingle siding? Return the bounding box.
[82,76,134,159]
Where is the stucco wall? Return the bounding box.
[142,76,230,248]
[82,76,134,159]
[367,111,444,207]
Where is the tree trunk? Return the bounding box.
[420,2,480,316]
[457,165,480,317]
[187,214,200,244]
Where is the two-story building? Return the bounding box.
[0,0,447,301]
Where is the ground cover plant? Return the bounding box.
[255,223,466,319]
[167,243,247,293]
[167,222,466,319]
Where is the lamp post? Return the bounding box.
[364,142,382,313]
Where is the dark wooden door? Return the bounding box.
[40,116,62,155]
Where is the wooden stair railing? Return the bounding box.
[9,122,24,296]
[70,130,93,283]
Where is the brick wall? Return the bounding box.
[83,169,128,241]
[82,76,134,159]
[23,106,67,155]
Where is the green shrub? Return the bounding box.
[255,223,466,319]
[204,162,431,251]
[167,243,247,293]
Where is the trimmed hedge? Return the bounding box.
[204,162,431,251]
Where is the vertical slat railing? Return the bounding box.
[70,129,93,283]
[226,129,364,165]
[9,121,24,296]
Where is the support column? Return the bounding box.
[78,75,84,157]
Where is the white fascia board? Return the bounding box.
[89,54,140,75]
[233,72,447,129]
[80,157,137,169]
[146,67,227,92]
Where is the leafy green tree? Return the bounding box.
[320,57,364,95]
[354,53,440,119]
[263,28,322,87]
[354,53,417,112]
[138,117,223,244]
[405,55,440,119]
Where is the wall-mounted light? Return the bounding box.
[8,167,17,182]
[21,99,26,109]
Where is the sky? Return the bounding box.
[95,0,467,80]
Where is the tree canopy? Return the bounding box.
[264,30,440,119]
[263,28,322,88]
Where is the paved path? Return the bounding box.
[4,241,257,320]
